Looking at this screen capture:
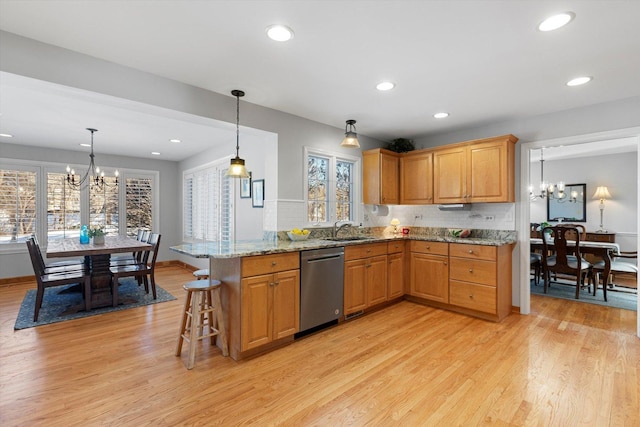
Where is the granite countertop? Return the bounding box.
[170,231,517,259]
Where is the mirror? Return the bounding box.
[547,183,587,222]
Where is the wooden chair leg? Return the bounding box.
[34,288,44,322]
[83,276,92,313]
[187,292,201,370]
[112,275,119,307]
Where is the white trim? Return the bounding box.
[518,126,640,338]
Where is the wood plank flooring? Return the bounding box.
[1,266,638,426]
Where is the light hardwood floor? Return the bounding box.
[1,265,638,426]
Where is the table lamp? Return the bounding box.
[390,218,401,235]
[592,186,612,233]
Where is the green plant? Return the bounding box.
[386,138,415,153]
[88,227,105,237]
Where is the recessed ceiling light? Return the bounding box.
[266,25,294,42]
[433,112,449,119]
[376,81,395,91]
[0,133,13,138]
[79,143,91,147]
[538,12,575,32]
[566,76,592,86]
[169,139,182,143]
[151,152,161,156]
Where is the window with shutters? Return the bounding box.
[125,176,153,236]
[305,148,360,226]
[47,172,81,239]
[0,167,37,243]
[183,160,233,242]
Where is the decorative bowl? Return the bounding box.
[287,231,310,241]
[448,228,471,238]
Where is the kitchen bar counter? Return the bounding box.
[170,231,517,259]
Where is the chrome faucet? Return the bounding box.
[333,221,353,238]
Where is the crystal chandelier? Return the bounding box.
[66,128,119,190]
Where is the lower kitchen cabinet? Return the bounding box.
[409,241,449,303]
[387,241,405,300]
[344,243,388,315]
[241,253,300,352]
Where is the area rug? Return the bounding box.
[14,278,176,330]
[531,279,637,311]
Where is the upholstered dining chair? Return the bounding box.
[26,238,91,321]
[592,251,638,299]
[541,226,593,299]
[110,233,161,305]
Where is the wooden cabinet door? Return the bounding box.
[363,149,399,205]
[380,152,399,204]
[400,151,433,204]
[272,270,300,340]
[410,253,449,303]
[433,145,467,204]
[468,139,511,202]
[387,252,404,299]
[366,255,388,306]
[241,274,273,351]
[344,259,367,314]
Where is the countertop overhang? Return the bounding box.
[170,233,516,259]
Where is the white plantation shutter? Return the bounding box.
[125,176,153,236]
[0,168,37,242]
[184,161,233,242]
[47,172,81,240]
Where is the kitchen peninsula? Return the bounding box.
[171,229,516,360]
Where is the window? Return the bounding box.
[1,161,156,248]
[183,160,233,242]
[305,148,359,226]
[0,167,37,243]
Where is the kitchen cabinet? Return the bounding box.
[387,241,405,299]
[241,253,300,351]
[433,134,518,204]
[363,149,399,205]
[448,243,513,321]
[344,242,388,315]
[409,241,449,303]
[400,151,433,204]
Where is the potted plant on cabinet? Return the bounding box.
[89,227,106,245]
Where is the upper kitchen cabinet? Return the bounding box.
[434,134,518,204]
[400,151,433,204]
[363,149,399,205]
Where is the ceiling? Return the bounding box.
[1,0,640,161]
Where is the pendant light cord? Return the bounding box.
[235,93,240,157]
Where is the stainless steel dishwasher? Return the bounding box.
[299,247,345,333]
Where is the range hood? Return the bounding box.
[437,204,471,211]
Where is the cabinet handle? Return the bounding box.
[269,282,275,286]
[366,249,371,253]
[366,264,371,268]
[469,269,473,273]
[271,261,277,266]
[443,261,447,265]
[469,294,474,299]
[426,245,430,250]
[468,249,473,254]
[274,281,280,286]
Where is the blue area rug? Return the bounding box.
[14,278,176,330]
[531,279,637,311]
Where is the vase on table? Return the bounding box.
[93,235,105,245]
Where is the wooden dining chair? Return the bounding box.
[541,226,593,299]
[592,251,638,300]
[110,233,161,305]
[31,235,85,272]
[556,223,586,241]
[110,229,150,266]
[26,238,91,321]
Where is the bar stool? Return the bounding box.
[193,269,209,280]
[176,279,229,369]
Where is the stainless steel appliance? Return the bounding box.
[299,247,345,333]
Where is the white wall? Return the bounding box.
[529,152,638,252]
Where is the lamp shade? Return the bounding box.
[390,218,401,226]
[340,119,360,148]
[592,186,611,200]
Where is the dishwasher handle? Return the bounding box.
[305,254,343,263]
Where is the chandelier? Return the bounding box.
[66,128,119,190]
[529,147,569,201]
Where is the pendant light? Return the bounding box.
[340,119,360,148]
[226,90,250,178]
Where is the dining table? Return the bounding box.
[47,235,152,310]
[530,237,620,301]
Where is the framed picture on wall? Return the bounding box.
[252,179,264,208]
[240,172,252,198]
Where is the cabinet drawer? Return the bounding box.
[585,232,615,243]
[449,258,496,286]
[387,240,405,254]
[242,253,299,277]
[410,240,448,256]
[450,280,496,314]
[449,243,496,261]
[345,243,387,261]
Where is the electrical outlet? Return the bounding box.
[485,215,495,221]
[414,215,423,220]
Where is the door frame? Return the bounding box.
[518,126,640,338]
